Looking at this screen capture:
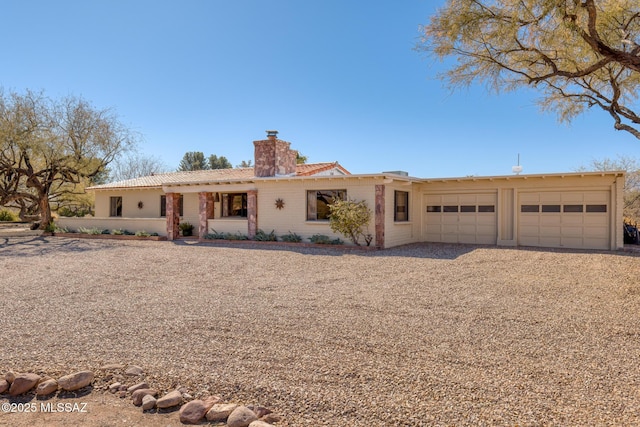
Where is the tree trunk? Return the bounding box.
[37,192,52,229]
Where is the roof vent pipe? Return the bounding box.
[266,130,278,139]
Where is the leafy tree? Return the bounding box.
[577,155,640,223]
[237,159,253,168]
[178,151,208,171]
[418,0,640,139]
[296,152,308,164]
[0,90,136,227]
[208,154,232,169]
[109,153,169,182]
[328,198,372,246]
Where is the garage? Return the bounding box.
[518,191,610,250]
[423,193,497,244]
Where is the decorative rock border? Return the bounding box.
[1,366,281,426]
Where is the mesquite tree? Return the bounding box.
[418,0,640,138]
[0,90,137,227]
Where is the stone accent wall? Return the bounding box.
[253,135,297,177]
[198,192,215,239]
[375,185,385,249]
[247,190,258,239]
[166,193,181,241]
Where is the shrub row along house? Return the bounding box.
[58,131,625,250]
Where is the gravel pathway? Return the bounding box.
[1,236,639,426]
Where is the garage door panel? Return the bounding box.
[518,190,610,250]
[423,193,497,244]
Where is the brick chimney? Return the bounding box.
[253,130,297,177]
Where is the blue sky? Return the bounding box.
[2,1,637,177]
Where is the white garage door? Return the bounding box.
[423,193,497,244]
[518,191,610,250]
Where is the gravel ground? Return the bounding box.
[1,236,639,426]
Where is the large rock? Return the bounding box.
[0,379,9,393]
[5,371,15,384]
[57,371,94,391]
[227,406,259,427]
[108,382,121,393]
[132,388,157,406]
[156,390,182,409]
[124,365,144,376]
[142,394,157,410]
[179,400,209,424]
[247,405,272,418]
[36,379,58,396]
[206,403,239,421]
[127,382,149,393]
[9,373,41,396]
[177,395,220,422]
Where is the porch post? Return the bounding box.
[247,189,258,239]
[198,192,215,239]
[375,185,385,249]
[166,192,180,241]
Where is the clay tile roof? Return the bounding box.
[88,162,350,190]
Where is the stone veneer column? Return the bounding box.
[247,190,258,239]
[375,185,385,249]
[198,192,214,239]
[166,192,180,241]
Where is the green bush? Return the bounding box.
[135,230,151,237]
[309,234,343,245]
[0,210,18,222]
[254,229,278,241]
[78,227,103,235]
[111,229,124,235]
[179,222,194,236]
[205,229,227,240]
[226,231,248,240]
[280,231,302,243]
[57,206,92,217]
[328,198,372,246]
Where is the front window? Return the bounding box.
[307,190,346,221]
[160,195,184,217]
[222,193,247,217]
[109,196,122,217]
[394,191,409,222]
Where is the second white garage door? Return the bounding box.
[423,193,497,244]
[518,191,610,250]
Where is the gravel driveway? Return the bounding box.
[1,237,639,426]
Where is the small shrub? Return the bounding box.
[111,229,124,235]
[254,229,277,241]
[280,231,302,243]
[57,207,92,217]
[309,234,343,245]
[328,198,372,246]
[150,232,159,236]
[135,230,151,237]
[179,222,194,236]
[123,229,135,235]
[78,227,102,235]
[44,221,56,233]
[226,231,248,240]
[0,210,17,222]
[205,229,227,240]
[101,229,110,235]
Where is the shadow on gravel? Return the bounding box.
[0,236,112,258]
[178,240,640,260]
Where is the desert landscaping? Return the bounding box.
[1,236,639,426]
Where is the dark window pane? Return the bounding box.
[110,197,122,217]
[586,204,607,213]
[521,205,539,213]
[542,205,561,213]
[160,195,166,217]
[307,190,346,220]
[563,204,583,213]
[427,205,441,213]
[394,191,409,222]
[223,193,247,217]
[443,205,458,213]
[478,205,495,213]
[460,205,476,213]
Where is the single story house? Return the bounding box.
[58,130,625,250]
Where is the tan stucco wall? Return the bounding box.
[419,173,624,250]
[79,172,623,249]
[57,217,166,235]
